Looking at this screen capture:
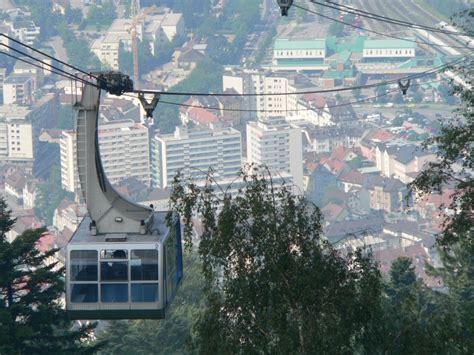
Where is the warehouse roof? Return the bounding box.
[364,38,416,49]
[274,38,326,50]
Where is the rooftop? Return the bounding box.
[364,38,416,50]
[274,38,326,51]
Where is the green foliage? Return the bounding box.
[34,165,72,225]
[57,25,102,70]
[97,253,204,354]
[65,5,83,25]
[408,10,473,353]
[380,257,459,353]
[328,22,344,37]
[254,27,277,65]
[58,104,75,130]
[83,1,117,30]
[0,198,98,353]
[169,166,383,354]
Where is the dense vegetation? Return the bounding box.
[0,198,99,353]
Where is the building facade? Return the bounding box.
[60,120,151,194]
[246,117,303,193]
[151,125,242,188]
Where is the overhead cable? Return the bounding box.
[295,2,471,50]
[322,0,473,37]
[133,55,470,97]
[0,33,99,79]
[0,43,100,88]
[0,50,90,84]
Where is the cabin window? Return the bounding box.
[71,284,98,303]
[71,250,98,281]
[131,283,159,302]
[101,284,128,302]
[131,250,159,281]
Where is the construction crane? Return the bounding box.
[127,0,156,90]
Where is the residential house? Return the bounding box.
[366,176,408,213]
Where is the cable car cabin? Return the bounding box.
[66,214,183,320]
[66,74,183,320]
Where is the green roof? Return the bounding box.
[275,59,325,67]
[364,38,416,49]
[274,38,326,50]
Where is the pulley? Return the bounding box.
[398,79,411,95]
[138,92,160,118]
[277,0,293,16]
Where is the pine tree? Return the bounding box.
[0,198,99,354]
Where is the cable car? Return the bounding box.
[277,0,293,16]
[66,74,183,320]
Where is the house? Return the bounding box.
[337,169,368,193]
[303,126,363,154]
[22,179,38,210]
[5,211,42,243]
[305,164,338,203]
[375,143,436,183]
[324,211,385,241]
[4,168,27,205]
[321,202,349,223]
[366,176,408,213]
[180,104,220,127]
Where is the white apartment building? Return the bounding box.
[3,74,34,105]
[0,95,56,169]
[151,125,242,188]
[223,70,302,119]
[246,117,303,193]
[91,34,121,70]
[60,120,151,193]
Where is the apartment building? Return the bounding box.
[0,95,58,173]
[3,74,34,105]
[151,125,242,188]
[246,117,303,193]
[60,120,151,194]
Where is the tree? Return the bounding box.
[0,198,98,353]
[169,166,383,354]
[408,11,473,352]
[380,257,458,354]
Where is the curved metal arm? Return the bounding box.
[75,81,152,235]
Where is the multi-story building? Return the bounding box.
[0,95,58,173]
[151,125,242,188]
[366,176,408,213]
[222,70,312,120]
[246,117,303,193]
[3,74,34,105]
[60,119,151,194]
[375,143,436,183]
[91,34,121,70]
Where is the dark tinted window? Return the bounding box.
[131,283,159,302]
[101,261,128,281]
[131,250,158,281]
[101,284,128,302]
[71,284,98,303]
[71,250,98,281]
